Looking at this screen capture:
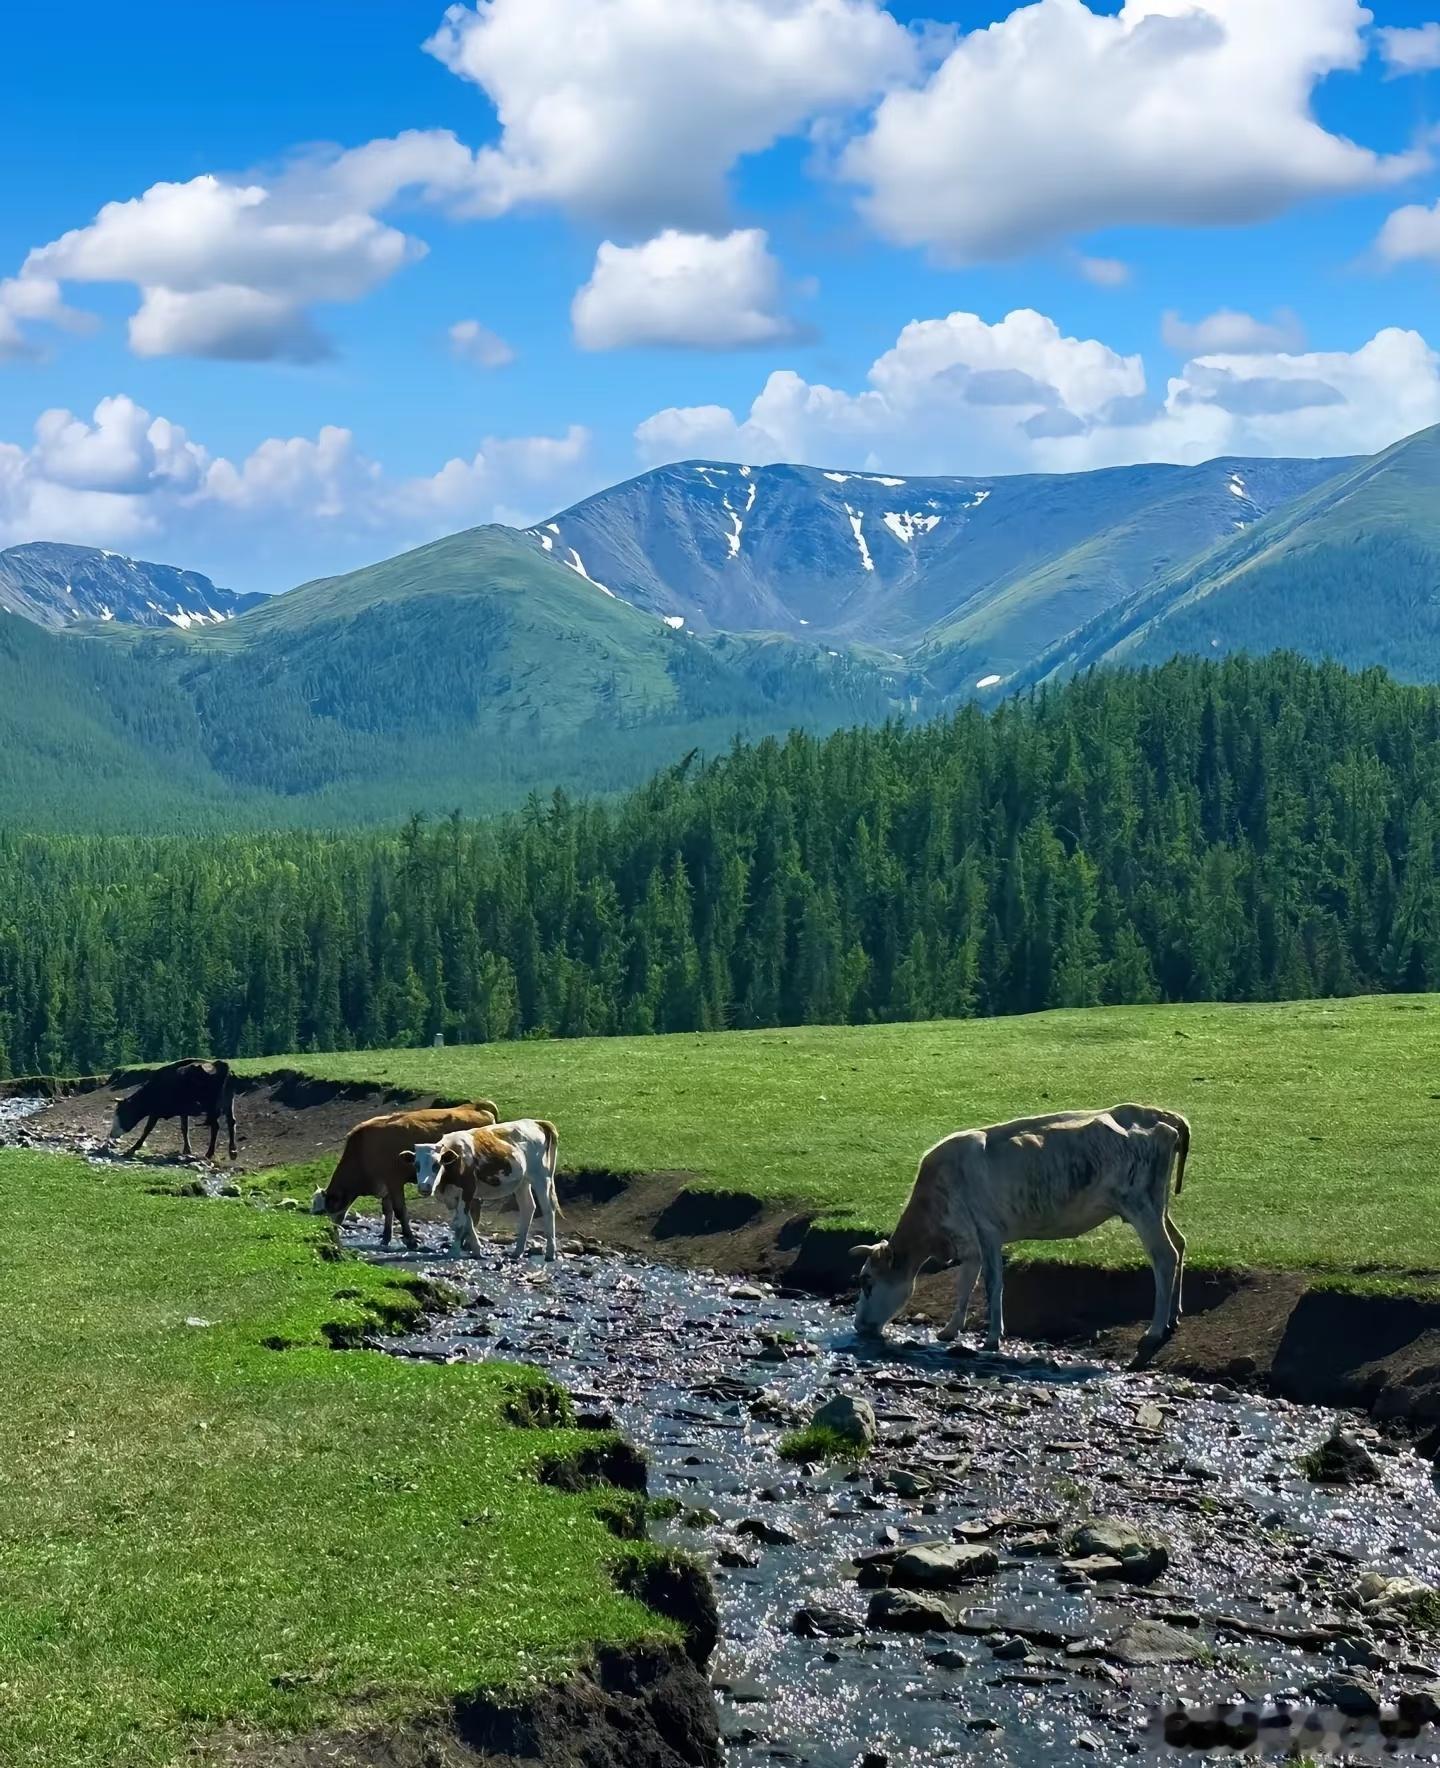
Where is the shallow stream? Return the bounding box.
[367,1222,1440,1766]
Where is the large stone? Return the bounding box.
[890,1542,1001,1592]
[1306,1673,1381,1718]
[811,1394,878,1450]
[866,1587,958,1634]
[1303,1432,1381,1486]
[1067,1519,1170,1586]
[791,1606,862,1639]
[1357,1571,1440,1619]
[1104,1620,1203,1668]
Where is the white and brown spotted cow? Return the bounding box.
[852,1104,1190,1354]
[406,1119,560,1261]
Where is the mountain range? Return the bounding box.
[3,422,1438,830]
[0,542,263,629]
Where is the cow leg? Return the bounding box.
[1123,1203,1180,1351]
[1163,1212,1187,1331]
[394,1188,419,1252]
[539,1180,558,1262]
[204,1115,220,1160]
[179,1114,194,1159]
[463,1203,484,1257]
[980,1237,1005,1351]
[449,1202,468,1256]
[379,1192,395,1248]
[511,1186,537,1261]
[937,1255,980,1343]
[127,1116,157,1156]
[226,1100,238,1159]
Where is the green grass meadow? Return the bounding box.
[246,994,1440,1286]
[0,1152,673,1768]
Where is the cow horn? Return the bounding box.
[849,1241,884,1258]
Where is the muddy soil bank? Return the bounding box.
[200,1645,720,1768]
[7,1072,1440,1439]
[2,1071,458,1174]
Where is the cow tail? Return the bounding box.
[537,1120,563,1218]
[1170,1112,1190,1195]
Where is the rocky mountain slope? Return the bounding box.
[0,542,263,630]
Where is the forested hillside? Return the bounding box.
[5,653,1439,1076]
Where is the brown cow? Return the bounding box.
[310,1102,499,1249]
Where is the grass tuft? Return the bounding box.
[777,1423,869,1463]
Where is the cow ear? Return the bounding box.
[441,1146,461,1168]
[399,1150,416,1167]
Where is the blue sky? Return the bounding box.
[3,0,1439,590]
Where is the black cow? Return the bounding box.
[108,1060,238,1160]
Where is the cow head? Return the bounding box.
[405,1142,462,1199]
[310,1188,333,1218]
[850,1239,915,1337]
[107,1094,141,1143]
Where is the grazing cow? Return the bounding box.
[406,1120,560,1261]
[309,1103,499,1250]
[852,1104,1190,1354]
[108,1060,238,1160]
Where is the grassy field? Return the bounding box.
[244,994,1440,1286]
[0,1151,674,1768]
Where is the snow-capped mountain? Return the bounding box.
[0,542,264,631]
[529,453,1353,685]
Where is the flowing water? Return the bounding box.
[365,1223,1440,1766]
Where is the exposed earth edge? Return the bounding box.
[9,1068,1440,1442]
[197,1645,722,1768]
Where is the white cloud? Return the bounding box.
[0,276,93,362]
[1162,308,1305,353]
[636,307,1146,468]
[635,307,1440,475]
[449,318,516,367]
[1376,197,1440,267]
[423,0,917,231]
[1075,255,1131,288]
[1379,23,1440,74]
[0,396,594,588]
[572,229,803,350]
[20,168,426,362]
[841,0,1424,262]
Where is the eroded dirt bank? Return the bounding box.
[6,1074,1440,1437]
[200,1645,721,1768]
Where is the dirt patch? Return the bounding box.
[9,1072,442,1174]
[197,1645,721,1768]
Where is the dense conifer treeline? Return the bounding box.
[5,652,1440,1076]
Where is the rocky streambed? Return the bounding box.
[357,1224,1440,1766]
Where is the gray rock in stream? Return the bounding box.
[1104,1620,1203,1667]
[866,1587,959,1634]
[1303,1431,1382,1486]
[1066,1518,1170,1585]
[811,1393,877,1450]
[890,1542,1001,1591]
[791,1605,862,1639]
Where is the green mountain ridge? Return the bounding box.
[0,525,908,830]
[1020,423,1440,687]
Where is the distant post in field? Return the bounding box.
[433,1033,445,1048]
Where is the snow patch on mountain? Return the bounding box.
[844,504,874,572]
